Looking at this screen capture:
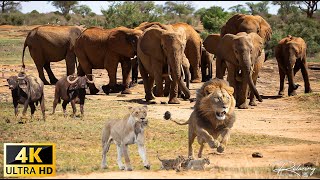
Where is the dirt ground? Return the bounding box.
[0,25,320,179]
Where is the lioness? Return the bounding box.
[101,105,150,171]
[165,78,236,158]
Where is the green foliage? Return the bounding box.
[0,12,24,25]
[0,1,26,13]
[101,1,165,29]
[246,1,270,16]
[228,4,249,14]
[49,1,78,16]
[163,1,194,16]
[72,4,92,18]
[272,1,300,17]
[195,6,231,33]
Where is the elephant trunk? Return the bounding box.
[244,65,263,102]
[179,64,190,99]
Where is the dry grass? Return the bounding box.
[0,97,317,176]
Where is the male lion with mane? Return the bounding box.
[165,78,236,158]
[101,105,150,171]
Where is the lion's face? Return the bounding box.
[129,105,148,124]
[197,79,236,121]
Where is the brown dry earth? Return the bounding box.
[0,25,320,179]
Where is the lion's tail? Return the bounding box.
[170,119,190,125]
[156,151,162,161]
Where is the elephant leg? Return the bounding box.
[278,64,286,96]
[105,54,119,93]
[226,64,237,100]
[249,56,263,106]
[65,51,76,75]
[29,49,50,85]
[35,61,50,85]
[120,57,132,94]
[43,62,58,84]
[301,59,312,93]
[187,47,201,83]
[131,56,139,84]
[153,62,164,97]
[77,59,99,95]
[286,63,297,96]
[238,77,249,109]
[168,66,180,104]
[201,58,207,82]
[163,76,171,97]
[216,57,227,79]
[138,60,154,101]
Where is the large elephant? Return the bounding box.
[172,23,202,83]
[74,26,142,95]
[207,32,264,109]
[137,24,190,104]
[22,25,85,85]
[221,14,272,43]
[275,35,312,96]
[132,22,202,84]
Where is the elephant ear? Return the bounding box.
[248,33,264,63]
[256,15,272,43]
[218,34,238,65]
[139,27,165,60]
[203,34,221,55]
[220,14,244,36]
[108,27,142,57]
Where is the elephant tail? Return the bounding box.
[22,36,29,70]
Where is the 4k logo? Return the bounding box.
[4,143,56,177]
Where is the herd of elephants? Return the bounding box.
[7,13,313,121]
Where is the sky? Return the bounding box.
[20,1,281,15]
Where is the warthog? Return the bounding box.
[52,74,94,119]
[7,72,45,123]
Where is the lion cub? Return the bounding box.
[157,151,185,172]
[101,105,150,171]
[187,157,210,170]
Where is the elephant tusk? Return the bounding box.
[86,74,95,84]
[67,75,79,84]
[168,65,173,81]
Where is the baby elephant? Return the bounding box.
[275,35,312,96]
[52,74,94,118]
[7,72,45,123]
[187,157,210,171]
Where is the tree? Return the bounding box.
[299,1,319,18]
[246,1,270,16]
[272,1,300,16]
[228,4,249,14]
[163,1,195,17]
[49,1,78,16]
[195,6,230,33]
[101,1,164,28]
[1,1,27,13]
[72,4,92,17]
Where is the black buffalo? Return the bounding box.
[52,74,94,119]
[7,72,45,123]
